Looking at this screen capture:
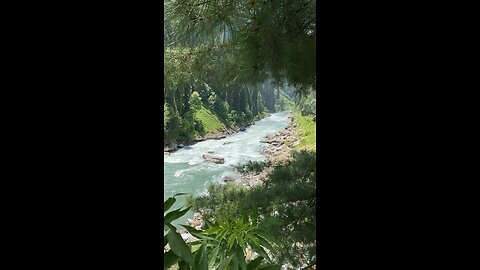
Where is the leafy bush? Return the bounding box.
[186,151,317,269]
[164,194,281,270]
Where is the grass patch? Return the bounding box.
[294,111,316,151]
[195,106,225,133]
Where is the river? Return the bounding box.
[163,111,290,226]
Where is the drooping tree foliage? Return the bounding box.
[165,0,316,95]
[164,0,315,146]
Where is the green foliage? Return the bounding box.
[296,90,316,116]
[207,91,217,109]
[163,46,290,146]
[165,0,316,93]
[164,194,193,269]
[189,91,203,112]
[194,106,225,133]
[233,160,271,174]
[164,193,281,270]
[164,103,171,139]
[274,89,295,112]
[186,151,317,268]
[294,111,316,151]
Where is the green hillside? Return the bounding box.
[195,106,225,133]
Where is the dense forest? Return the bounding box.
[164,47,296,146]
[164,0,316,269]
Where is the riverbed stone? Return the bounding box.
[202,154,225,164]
[223,176,235,182]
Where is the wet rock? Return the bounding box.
[187,218,202,228]
[223,176,236,182]
[164,152,170,156]
[270,140,283,146]
[208,150,215,153]
[223,141,234,145]
[164,142,178,152]
[202,154,225,164]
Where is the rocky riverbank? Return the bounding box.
[172,111,301,251]
[225,111,300,187]
[181,111,300,224]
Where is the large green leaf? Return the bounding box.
[166,224,193,265]
[164,250,179,270]
[246,257,263,270]
[251,207,259,226]
[164,207,191,225]
[242,212,249,225]
[230,258,239,270]
[237,233,247,252]
[218,253,234,270]
[204,218,214,229]
[202,225,221,235]
[255,230,280,246]
[255,234,274,253]
[215,228,228,241]
[164,197,176,213]
[235,244,247,270]
[227,232,237,249]
[247,239,270,263]
[245,233,260,247]
[178,260,190,270]
[164,193,188,214]
[193,242,208,270]
[180,224,214,240]
[208,245,220,270]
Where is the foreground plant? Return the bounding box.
[164,194,280,269]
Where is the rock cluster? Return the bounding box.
[187,212,204,230]
[260,115,299,164]
[231,112,300,188]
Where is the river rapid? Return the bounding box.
[164,112,290,226]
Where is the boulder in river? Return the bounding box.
[208,150,215,153]
[164,142,178,152]
[202,154,225,164]
[223,176,236,182]
[223,141,233,145]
